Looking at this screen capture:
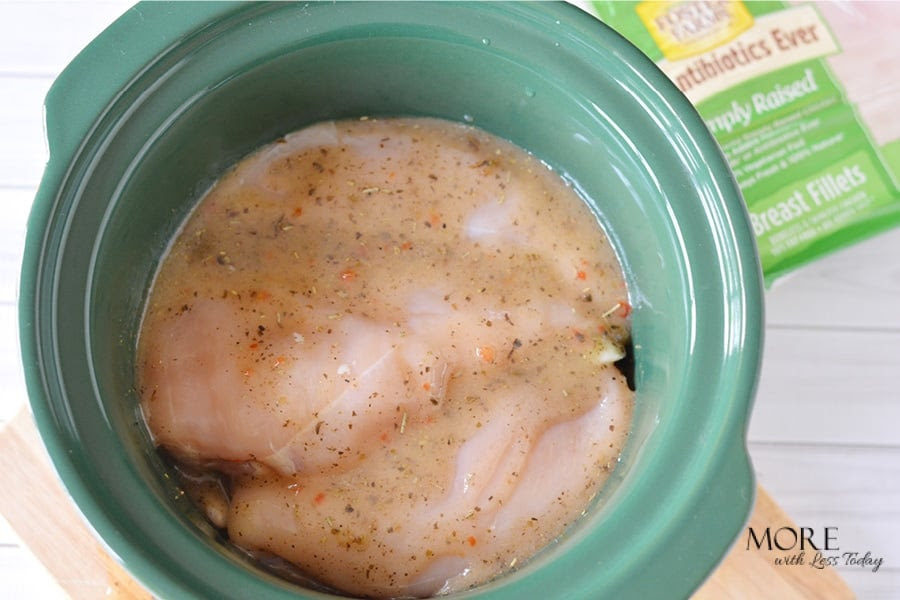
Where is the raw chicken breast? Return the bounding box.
[137,117,633,598]
[227,373,628,598]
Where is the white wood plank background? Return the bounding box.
[1,2,897,599]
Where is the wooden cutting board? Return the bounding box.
[0,408,854,599]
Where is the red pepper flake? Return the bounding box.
[401,241,413,251]
[292,207,303,217]
[423,381,432,392]
[575,270,587,281]
[313,492,326,505]
[380,431,390,444]
[340,269,357,281]
[467,536,477,547]
[603,300,633,319]
[273,355,287,367]
[475,346,495,364]
[249,342,259,349]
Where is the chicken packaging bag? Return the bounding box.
[586,1,900,285]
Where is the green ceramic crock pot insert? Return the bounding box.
[20,2,763,599]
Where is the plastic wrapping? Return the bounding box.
[589,1,900,285]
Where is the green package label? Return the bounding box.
[751,150,891,271]
[590,0,900,285]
